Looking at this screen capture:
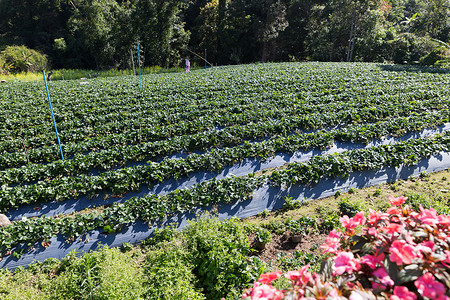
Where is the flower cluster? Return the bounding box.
[243,196,450,299]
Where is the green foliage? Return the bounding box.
[133,0,189,67]
[255,227,272,244]
[0,0,449,67]
[1,62,450,261]
[373,189,382,197]
[282,196,303,210]
[0,45,47,73]
[143,243,205,300]
[286,216,317,236]
[338,197,363,217]
[0,247,144,299]
[320,213,341,232]
[404,191,450,215]
[276,251,324,273]
[389,33,435,64]
[181,215,262,299]
[0,55,6,74]
[420,49,446,66]
[47,246,145,299]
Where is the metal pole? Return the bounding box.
[138,43,142,90]
[43,71,64,160]
[205,49,207,69]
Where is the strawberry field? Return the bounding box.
[1,62,450,268]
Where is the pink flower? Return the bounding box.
[360,253,385,269]
[285,266,312,286]
[258,271,282,285]
[438,214,450,225]
[382,222,405,235]
[251,283,283,300]
[333,252,359,275]
[368,209,387,225]
[367,227,380,238]
[341,212,366,229]
[372,282,386,291]
[387,207,402,215]
[352,211,366,226]
[418,205,439,225]
[340,215,356,229]
[373,267,394,287]
[389,195,407,206]
[389,240,416,265]
[390,286,417,300]
[328,288,341,298]
[438,214,450,224]
[322,229,341,253]
[415,273,446,299]
[417,241,434,254]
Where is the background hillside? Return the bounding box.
[0,0,449,70]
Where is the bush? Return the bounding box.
[46,247,145,299]
[0,45,48,73]
[419,49,445,66]
[244,195,450,299]
[143,243,205,300]
[0,55,7,74]
[389,33,434,64]
[182,215,264,299]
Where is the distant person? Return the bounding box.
[47,70,53,81]
[185,59,190,72]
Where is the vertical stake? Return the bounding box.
[138,43,142,90]
[43,71,64,160]
[205,49,207,69]
[131,48,136,76]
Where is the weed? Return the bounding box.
[373,189,382,197]
[338,197,362,217]
[283,196,303,210]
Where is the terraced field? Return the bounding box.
[0,62,449,267]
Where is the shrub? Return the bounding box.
[0,45,48,73]
[244,195,450,299]
[182,215,264,299]
[46,246,145,299]
[143,243,205,300]
[0,55,7,74]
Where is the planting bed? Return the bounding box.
[0,62,450,269]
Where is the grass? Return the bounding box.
[244,168,450,228]
[0,65,198,82]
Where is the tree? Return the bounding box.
[133,0,189,67]
[258,0,289,62]
[68,0,123,69]
[306,0,385,62]
[0,0,69,63]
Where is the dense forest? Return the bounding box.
[0,0,449,70]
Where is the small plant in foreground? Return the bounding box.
[243,195,450,299]
[338,197,362,217]
[283,196,303,210]
[255,228,273,244]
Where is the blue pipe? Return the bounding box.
[43,71,64,160]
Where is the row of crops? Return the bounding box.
[0,62,450,266]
